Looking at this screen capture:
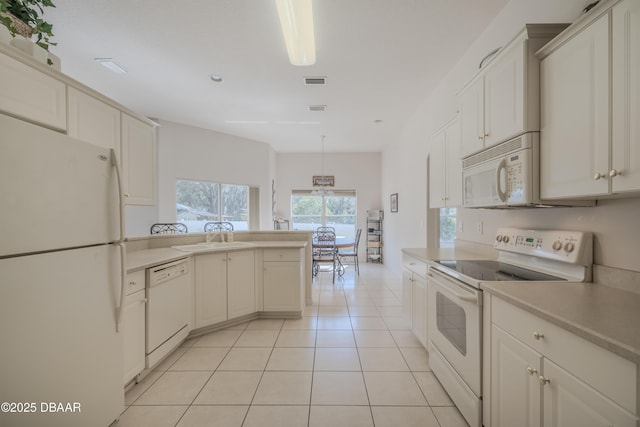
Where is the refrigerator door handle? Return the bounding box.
[115,242,127,332]
[111,148,125,242]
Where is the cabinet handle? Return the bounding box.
[527,366,537,376]
[539,376,551,385]
[533,331,544,340]
[478,135,484,140]
[609,169,622,178]
[484,133,490,137]
[129,281,137,286]
[142,298,148,304]
[593,172,606,180]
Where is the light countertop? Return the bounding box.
[403,246,640,364]
[126,241,307,272]
[482,281,640,363]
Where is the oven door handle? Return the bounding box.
[428,268,480,304]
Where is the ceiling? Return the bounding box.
[45,0,508,153]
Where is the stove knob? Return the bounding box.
[503,236,510,243]
[552,241,562,251]
[496,235,503,242]
[564,242,575,253]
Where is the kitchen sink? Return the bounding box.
[172,241,256,252]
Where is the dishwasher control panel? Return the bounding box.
[148,258,190,287]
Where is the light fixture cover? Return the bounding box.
[94,58,127,74]
[276,0,316,66]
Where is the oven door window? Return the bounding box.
[436,292,467,355]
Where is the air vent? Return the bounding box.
[463,135,530,168]
[304,76,327,85]
[308,105,327,112]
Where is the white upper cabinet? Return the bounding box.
[429,116,462,208]
[121,113,157,205]
[68,87,121,152]
[612,0,640,194]
[0,52,66,131]
[458,25,567,158]
[539,0,640,199]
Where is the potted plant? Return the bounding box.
[0,0,56,61]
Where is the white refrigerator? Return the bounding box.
[0,114,125,426]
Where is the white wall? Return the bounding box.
[276,152,382,244]
[156,120,274,233]
[381,0,640,273]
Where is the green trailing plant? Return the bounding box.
[0,0,56,52]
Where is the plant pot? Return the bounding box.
[0,11,33,38]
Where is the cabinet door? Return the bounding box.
[543,359,638,427]
[429,130,446,209]
[194,253,227,327]
[402,269,413,322]
[459,77,485,158]
[122,289,146,385]
[121,113,156,205]
[490,325,542,427]
[227,250,255,318]
[0,53,66,131]
[263,261,302,311]
[540,14,610,199]
[67,88,120,152]
[483,42,524,148]
[411,274,427,347]
[612,0,640,194]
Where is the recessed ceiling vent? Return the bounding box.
[308,105,327,112]
[304,76,327,85]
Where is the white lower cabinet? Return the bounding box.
[486,295,638,427]
[227,250,255,318]
[402,254,428,347]
[194,250,255,329]
[262,248,304,312]
[491,324,542,427]
[122,270,146,385]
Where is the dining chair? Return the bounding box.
[203,221,234,232]
[312,229,338,283]
[150,223,188,234]
[316,226,336,233]
[338,228,362,275]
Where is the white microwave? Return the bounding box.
[462,133,540,208]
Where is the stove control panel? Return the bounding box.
[494,227,593,265]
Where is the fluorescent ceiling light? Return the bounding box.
[94,58,127,74]
[224,120,269,124]
[275,0,316,66]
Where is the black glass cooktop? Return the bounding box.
[434,260,566,282]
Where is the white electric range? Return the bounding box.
[427,227,593,427]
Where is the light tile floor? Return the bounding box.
[120,263,468,427]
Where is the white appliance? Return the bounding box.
[463,132,540,208]
[0,114,125,427]
[428,228,593,427]
[146,259,191,368]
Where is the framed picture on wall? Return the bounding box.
[390,193,398,213]
[312,175,335,186]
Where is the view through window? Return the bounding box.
[291,191,357,238]
[176,179,249,232]
[439,207,456,247]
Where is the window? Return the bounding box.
[439,207,456,247]
[291,191,357,238]
[176,179,249,232]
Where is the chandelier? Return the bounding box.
[312,135,334,197]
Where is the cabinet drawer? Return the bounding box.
[125,270,145,295]
[263,248,300,262]
[492,297,637,413]
[402,255,427,277]
[0,53,66,131]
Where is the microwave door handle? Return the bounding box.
[496,158,508,202]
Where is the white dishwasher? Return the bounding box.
[146,258,191,368]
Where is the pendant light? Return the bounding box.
[312,135,333,197]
